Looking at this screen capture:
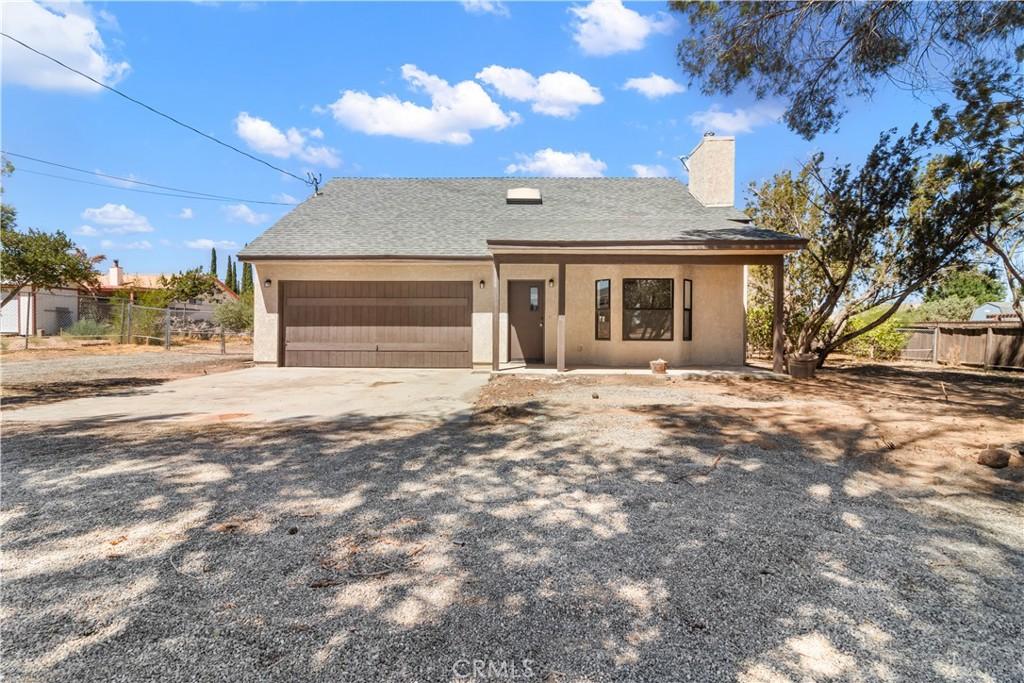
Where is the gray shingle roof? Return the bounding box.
[239,178,800,259]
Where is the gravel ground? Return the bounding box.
[2,369,1022,681]
[1,351,249,408]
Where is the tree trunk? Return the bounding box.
[1,284,24,308]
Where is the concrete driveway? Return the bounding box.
[2,367,489,425]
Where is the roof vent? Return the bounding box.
[506,187,542,205]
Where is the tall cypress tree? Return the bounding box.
[226,256,235,293]
[209,247,217,276]
[241,261,253,294]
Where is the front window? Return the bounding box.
[622,278,673,341]
[595,279,610,340]
[682,278,693,341]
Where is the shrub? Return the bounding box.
[746,305,774,355]
[902,295,976,323]
[840,317,908,360]
[214,291,253,333]
[63,318,113,339]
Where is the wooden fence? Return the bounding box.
[898,322,1024,370]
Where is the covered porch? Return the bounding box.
[489,249,789,374]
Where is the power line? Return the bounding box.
[3,151,296,205]
[15,168,295,205]
[0,31,312,186]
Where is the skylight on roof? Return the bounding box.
[506,187,542,205]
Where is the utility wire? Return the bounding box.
[15,168,295,205]
[3,151,295,205]
[1,31,312,186]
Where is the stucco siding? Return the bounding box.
[564,264,744,367]
[251,260,745,367]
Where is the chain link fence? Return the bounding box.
[7,290,252,355]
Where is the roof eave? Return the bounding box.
[485,238,807,250]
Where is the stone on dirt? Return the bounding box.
[977,448,1012,469]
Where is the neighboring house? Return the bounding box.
[0,287,80,336]
[239,134,804,371]
[970,301,1019,322]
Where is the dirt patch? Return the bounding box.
[1,337,252,362]
[1,354,250,409]
[476,362,1024,482]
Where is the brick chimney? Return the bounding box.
[107,259,124,287]
[685,133,735,207]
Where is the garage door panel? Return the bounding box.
[282,280,471,368]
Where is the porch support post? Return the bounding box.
[491,258,501,371]
[557,262,566,372]
[772,255,786,374]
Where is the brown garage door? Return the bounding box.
[281,281,472,368]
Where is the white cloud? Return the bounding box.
[505,149,607,177]
[2,1,130,93]
[624,73,685,99]
[185,238,239,250]
[326,64,519,144]
[235,112,340,167]
[462,0,509,17]
[80,203,154,234]
[223,203,268,226]
[75,225,99,236]
[689,103,784,135]
[476,66,603,118]
[100,239,152,250]
[274,193,299,205]
[178,208,194,220]
[631,164,670,178]
[569,0,676,56]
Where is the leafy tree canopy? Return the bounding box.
[746,125,975,365]
[1,226,104,307]
[930,61,1024,321]
[158,268,221,303]
[671,1,1024,139]
[925,267,1006,306]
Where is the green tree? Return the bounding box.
[1,157,15,231]
[746,127,974,366]
[671,1,1024,139]
[241,260,253,294]
[930,62,1024,322]
[158,268,220,303]
[209,247,217,277]
[214,290,254,333]
[1,226,105,307]
[925,267,1006,306]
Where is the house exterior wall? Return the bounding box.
[250,260,745,367]
[0,288,79,335]
[564,263,744,367]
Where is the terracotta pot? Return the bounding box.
[650,358,668,374]
[788,354,817,379]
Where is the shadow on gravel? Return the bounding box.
[2,382,1022,681]
[1,378,167,409]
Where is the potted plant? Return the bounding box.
[787,352,818,379]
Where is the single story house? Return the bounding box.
[239,135,804,372]
[99,260,240,306]
[0,287,80,336]
[970,300,1019,322]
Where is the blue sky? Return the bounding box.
[2,0,943,276]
